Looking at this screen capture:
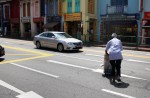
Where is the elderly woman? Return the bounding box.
[105,33,123,83]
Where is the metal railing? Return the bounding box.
[107,5,127,14]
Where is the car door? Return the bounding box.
[46,33,58,49]
[39,32,49,47]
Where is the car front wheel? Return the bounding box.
[36,41,41,49]
[57,44,64,52]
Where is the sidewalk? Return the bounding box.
[84,43,150,52]
[123,46,150,52]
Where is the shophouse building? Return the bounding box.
[63,0,98,42]
[32,0,45,35]
[44,0,62,31]
[0,0,12,37]
[20,0,33,39]
[141,0,150,46]
[10,0,20,38]
[98,0,141,45]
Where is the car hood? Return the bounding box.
[60,38,82,43]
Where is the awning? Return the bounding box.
[43,22,59,28]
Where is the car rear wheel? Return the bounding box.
[36,41,41,49]
[57,44,64,52]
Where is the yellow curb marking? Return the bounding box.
[0,45,54,64]
[83,49,150,59]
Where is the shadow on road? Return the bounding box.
[102,74,129,88]
[0,58,5,62]
[34,47,83,54]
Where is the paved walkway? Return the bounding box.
[123,46,150,52]
[84,43,150,52]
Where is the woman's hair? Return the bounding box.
[111,33,117,38]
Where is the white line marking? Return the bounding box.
[145,68,150,71]
[10,63,59,78]
[48,60,147,80]
[0,80,24,94]
[0,80,43,98]
[126,59,150,64]
[56,54,102,62]
[48,60,92,70]
[102,89,136,98]
[85,54,104,57]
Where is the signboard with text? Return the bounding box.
[64,13,82,21]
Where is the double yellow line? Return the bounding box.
[0,45,54,64]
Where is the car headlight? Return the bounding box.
[67,42,74,45]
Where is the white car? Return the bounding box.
[33,31,83,52]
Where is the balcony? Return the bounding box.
[107,5,128,15]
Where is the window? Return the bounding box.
[88,0,94,14]
[111,0,128,6]
[34,1,39,17]
[23,3,26,17]
[27,2,30,17]
[47,33,55,38]
[40,0,45,16]
[40,33,48,37]
[58,0,62,16]
[67,0,72,13]
[49,1,53,15]
[4,5,9,19]
[56,0,58,15]
[75,0,80,12]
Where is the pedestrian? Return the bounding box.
[89,28,93,41]
[105,33,123,83]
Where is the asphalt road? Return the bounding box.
[0,38,150,98]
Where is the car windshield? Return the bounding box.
[54,33,72,39]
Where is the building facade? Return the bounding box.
[0,0,12,37]
[20,0,34,39]
[32,0,45,35]
[10,0,20,38]
[63,0,97,42]
[141,0,150,45]
[44,0,62,32]
[98,0,141,45]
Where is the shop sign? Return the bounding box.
[33,17,44,23]
[64,14,73,21]
[144,12,150,19]
[11,18,20,23]
[64,13,81,21]
[73,13,82,21]
[21,17,30,23]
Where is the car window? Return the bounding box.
[47,33,55,38]
[40,33,48,37]
[54,33,72,39]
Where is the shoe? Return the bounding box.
[117,79,121,82]
[111,76,116,83]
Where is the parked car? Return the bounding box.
[0,45,5,57]
[33,31,83,52]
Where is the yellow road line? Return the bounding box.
[3,45,50,55]
[7,54,38,56]
[0,45,54,64]
[0,55,52,64]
